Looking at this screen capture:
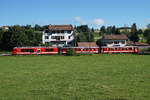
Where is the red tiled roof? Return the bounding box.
[48,25,74,31]
[77,42,98,47]
[103,34,128,40]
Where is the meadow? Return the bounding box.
[0,54,150,100]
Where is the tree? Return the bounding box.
[129,23,139,42]
[34,24,42,31]
[138,29,143,35]
[76,32,94,42]
[112,26,116,34]
[147,35,150,44]
[76,25,89,33]
[91,27,94,32]
[96,39,103,47]
[115,28,120,34]
[2,28,27,50]
[0,29,4,50]
[76,25,94,42]
[143,29,150,37]
[1,25,42,51]
[99,26,106,35]
[106,26,113,34]
[147,24,150,29]
[143,24,150,44]
[24,24,32,29]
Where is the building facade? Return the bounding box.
[42,25,74,47]
[103,34,128,47]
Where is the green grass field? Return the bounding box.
[0,55,150,100]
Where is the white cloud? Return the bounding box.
[90,18,105,25]
[75,17,105,26]
[75,16,86,25]
[148,18,150,22]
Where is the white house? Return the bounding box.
[42,25,74,47]
[103,34,128,47]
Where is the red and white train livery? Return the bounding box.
[12,46,139,55]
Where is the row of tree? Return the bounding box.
[75,25,94,42]
[143,24,150,44]
[99,23,142,42]
[0,25,42,51]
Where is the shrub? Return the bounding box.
[66,48,77,56]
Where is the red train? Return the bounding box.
[12,46,139,55]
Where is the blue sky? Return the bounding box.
[0,0,150,28]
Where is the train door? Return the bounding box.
[58,47,62,55]
[37,49,41,54]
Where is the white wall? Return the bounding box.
[42,30,74,46]
[104,40,127,47]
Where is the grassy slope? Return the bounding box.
[0,55,150,100]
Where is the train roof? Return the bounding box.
[13,46,139,49]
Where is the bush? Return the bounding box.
[65,48,93,56]
[66,48,77,56]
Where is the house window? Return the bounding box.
[45,30,49,33]
[45,36,49,39]
[61,31,64,33]
[68,36,71,39]
[57,31,60,33]
[52,31,56,34]
[51,36,55,39]
[108,42,113,44]
[61,36,64,39]
[121,41,125,44]
[114,41,119,44]
[68,31,71,33]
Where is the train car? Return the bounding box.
[61,47,99,54]
[101,46,139,54]
[12,47,58,55]
[12,46,139,55]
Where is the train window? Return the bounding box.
[129,48,132,50]
[46,48,53,52]
[30,49,34,53]
[122,48,126,50]
[25,49,29,52]
[21,49,25,52]
[78,48,81,51]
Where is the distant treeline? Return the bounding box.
[0,23,150,51]
[0,25,44,51]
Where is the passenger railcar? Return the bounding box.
[13,47,58,55]
[100,46,139,54]
[12,46,139,55]
[61,47,99,54]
